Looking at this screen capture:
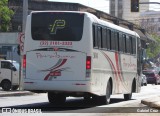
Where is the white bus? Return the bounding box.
[23,11,142,104]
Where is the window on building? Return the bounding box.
[151,18,154,22]
[131,0,139,12]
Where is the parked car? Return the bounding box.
[143,69,160,85]
[141,74,147,86]
[0,60,20,91]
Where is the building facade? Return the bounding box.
[110,0,150,25]
[140,11,160,36]
[7,0,152,46]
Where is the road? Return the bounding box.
[0,84,160,114]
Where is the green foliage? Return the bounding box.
[0,0,14,31]
[146,34,160,59]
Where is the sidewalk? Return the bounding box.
[0,88,35,97]
[141,96,160,109]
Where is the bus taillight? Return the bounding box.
[86,56,91,69]
[23,55,26,68]
[23,55,26,78]
[86,56,91,78]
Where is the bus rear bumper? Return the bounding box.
[23,79,92,93]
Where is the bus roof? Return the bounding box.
[29,11,140,38]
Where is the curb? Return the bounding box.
[0,91,35,97]
[141,96,160,109]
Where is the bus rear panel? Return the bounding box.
[23,12,92,93]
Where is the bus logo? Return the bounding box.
[40,59,70,80]
[49,19,66,34]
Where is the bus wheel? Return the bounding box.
[84,96,91,102]
[124,93,132,100]
[1,80,11,91]
[124,81,134,100]
[12,85,19,90]
[48,92,66,104]
[105,81,111,104]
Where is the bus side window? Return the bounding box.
[93,25,98,48]
[130,36,133,54]
[107,29,111,50]
[102,28,107,49]
[132,37,136,54]
[97,26,102,48]
[111,30,115,50]
[122,34,126,53]
[126,35,131,54]
[115,32,119,51]
[119,32,123,52]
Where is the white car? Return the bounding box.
[0,60,20,91]
[141,74,147,86]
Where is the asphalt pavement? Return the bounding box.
[0,88,160,109]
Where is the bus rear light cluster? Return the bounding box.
[86,56,91,69]
[23,55,26,78]
[86,56,91,78]
[23,55,26,68]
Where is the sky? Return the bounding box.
[48,0,110,13]
[149,0,160,11]
[48,0,160,12]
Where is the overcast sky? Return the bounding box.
[48,0,110,13]
[149,0,160,11]
[48,0,160,12]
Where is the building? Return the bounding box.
[7,0,153,46]
[0,32,19,61]
[140,11,160,36]
[110,0,159,25]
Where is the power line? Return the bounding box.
[139,2,160,5]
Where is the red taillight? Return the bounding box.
[23,55,26,68]
[86,56,91,69]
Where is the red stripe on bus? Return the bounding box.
[52,59,67,70]
[115,52,123,82]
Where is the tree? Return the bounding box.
[146,34,160,59]
[0,0,14,32]
[140,16,160,60]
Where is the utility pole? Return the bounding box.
[20,0,28,90]
[115,0,118,17]
[22,0,28,32]
[139,2,160,5]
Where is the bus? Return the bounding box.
[23,11,143,104]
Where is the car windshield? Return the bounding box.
[147,67,158,72]
[143,71,155,76]
[12,62,19,71]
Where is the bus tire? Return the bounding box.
[92,81,111,105]
[84,96,91,102]
[124,93,132,101]
[48,92,66,104]
[105,81,111,104]
[1,80,11,91]
[12,85,19,90]
[124,80,135,100]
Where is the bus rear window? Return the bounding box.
[31,12,84,41]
